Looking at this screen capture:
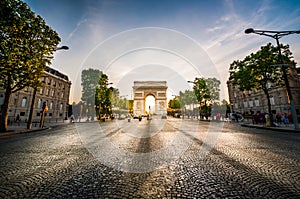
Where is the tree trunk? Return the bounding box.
[0,87,12,132]
[27,88,37,129]
[264,89,275,127]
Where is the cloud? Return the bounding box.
[207,26,223,33]
[67,18,88,41]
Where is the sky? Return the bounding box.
[24,0,300,103]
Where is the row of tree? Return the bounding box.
[0,0,61,131]
[77,68,132,121]
[168,77,229,118]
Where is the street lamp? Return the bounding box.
[27,45,69,129]
[56,45,69,50]
[245,28,300,129]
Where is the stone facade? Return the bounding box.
[227,65,300,116]
[133,81,167,115]
[0,66,71,123]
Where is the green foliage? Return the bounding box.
[95,73,113,116]
[192,77,220,106]
[0,0,60,91]
[178,90,196,107]
[229,43,292,92]
[0,0,60,131]
[81,68,102,104]
[228,42,294,125]
[168,97,181,109]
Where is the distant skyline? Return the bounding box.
[24,0,300,103]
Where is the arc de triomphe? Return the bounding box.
[133,81,168,115]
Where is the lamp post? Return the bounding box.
[245,28,300,129]
[27,45,69,129]
[56,46,69,50]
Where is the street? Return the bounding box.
[0,117,299,198]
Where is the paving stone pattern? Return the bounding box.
[0,119,299,198]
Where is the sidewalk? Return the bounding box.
[0,120,71,138]
[240,122,300,133]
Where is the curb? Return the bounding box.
[0,123,73,138]
[0,127,50,138]
[241,124,300,133]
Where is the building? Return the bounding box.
[0,66,71,124]
[133,81,168,115]
[227,65,300,116]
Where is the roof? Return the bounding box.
[45,66,69,81]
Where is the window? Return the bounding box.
[254,98,260,107]
[37,99,42,108]
[60,103,63,111]
[270,96,275,105]
[249,100,253,107]
[21,97,27,107]
[50,101,53,110]
[234,103,238,109]
[41,76,46,83]
[40,88,43,95]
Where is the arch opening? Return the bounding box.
[145,95,155,114]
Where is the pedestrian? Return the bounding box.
[16,114,20,122]
[127,115,131,122]
[16,114,21,126]
[283,114,289,127]
[70,114,75,123]
[276,113,282,124]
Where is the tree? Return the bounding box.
[192,77,220,117]
[205,77,221,102]
[229,43,293,126]
[0,0,60,131]
[81,68,102,119]
[168,97,181,109]
[95,73,113,119]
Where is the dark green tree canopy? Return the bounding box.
[192,77,220,105]
[229,43,292,92]
[0,0,60,92]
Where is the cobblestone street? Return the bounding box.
[0,118,299,198]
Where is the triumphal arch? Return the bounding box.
[133,81,168,115]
